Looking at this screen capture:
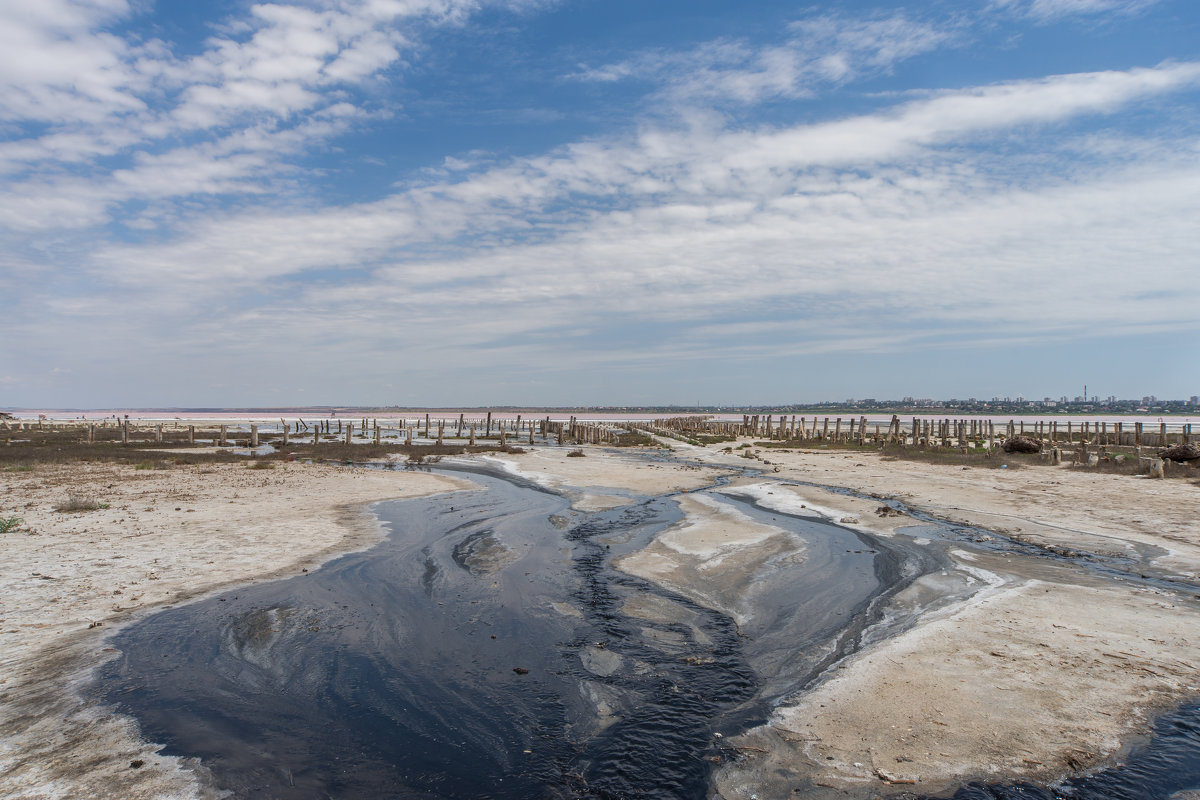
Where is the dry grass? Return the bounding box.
[53,492,107,512]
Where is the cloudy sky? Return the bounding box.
[2,0,1197,408]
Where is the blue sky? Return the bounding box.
[1,0,1198,408]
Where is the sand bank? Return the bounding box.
[680,444,1200,796]
[0,461,474,800]
[474,446,727,510]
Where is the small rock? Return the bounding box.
[513,667,529,675]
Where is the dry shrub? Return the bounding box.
[55,492,104,512]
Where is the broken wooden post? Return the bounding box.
[469,425,476,446]
[345,423,353,445]
[313,424,320,446]
[374,425,381,445]
[486,412,492,437]
[529,426,534,445]
[281,424,289,445]
[122,421,129,444]
[87,424,95,444]
[250,425,259,447]
[437,422,444,446]
[1149,458,1165,479]
[457,414,464,438]
[406,426,413,446]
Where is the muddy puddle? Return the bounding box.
[88,462,1200,798]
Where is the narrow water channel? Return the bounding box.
[92,464,914,798]
[89,461,1200,799]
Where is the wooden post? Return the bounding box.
[122,421,129,444]
[437,422,444,446]
[87,424,95,444]
[406,426,413,446]
[457,414,464,438]
[529,426,534,445]
[314,425,320,446]
[834,417,842,442]
[1159,423,1167,447]
[250,425,259,447]
[282,424,289,445]
[345,423,353,445]
[469,425,476,446]
[374,425,381,445]
[822,417,830,440]
[486,412,492,437]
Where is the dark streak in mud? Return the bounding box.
[88,455,1200,799]
[90,460,924,799]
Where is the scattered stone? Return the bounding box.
[512,667,529,675]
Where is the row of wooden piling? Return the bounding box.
[2,413,1193,451]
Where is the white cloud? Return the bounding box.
[992,0,1161,21]
[570,10,956,105]
[0,0,524,223]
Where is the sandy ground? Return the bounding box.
[472,447,726,510]
[668,442,1200,797]
[0,461,475,800]
[616,493,803,627]
[3,439,1200,798]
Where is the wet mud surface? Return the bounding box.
[940,701,1200,800]
[89,461,1200,798]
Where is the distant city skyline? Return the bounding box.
[2,1,1198,407]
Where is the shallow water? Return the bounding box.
[90,462,1200,799]
[92,465,912,798]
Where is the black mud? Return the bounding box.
[90,465,918,799]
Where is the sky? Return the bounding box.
[1,0,1198,408]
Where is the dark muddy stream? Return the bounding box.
[92,464,917,798]
[90,461,1200,799]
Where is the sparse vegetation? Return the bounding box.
[0,515,23,533]
[247,460,275,470]
[566,449,585,457]
[55,492,107,512]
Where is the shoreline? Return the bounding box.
[2,442,1198,797]
[0,461,476,800]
